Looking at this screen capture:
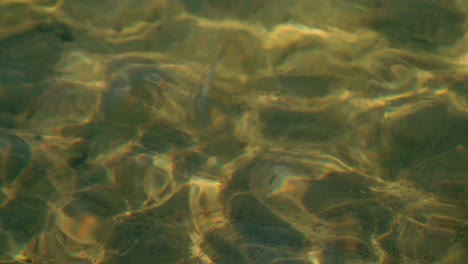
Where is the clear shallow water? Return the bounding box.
[0,0,467,263]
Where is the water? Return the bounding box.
[0,0,467,263]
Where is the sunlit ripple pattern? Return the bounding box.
[0,0,467,263]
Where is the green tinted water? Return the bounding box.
[0,0,467,263]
